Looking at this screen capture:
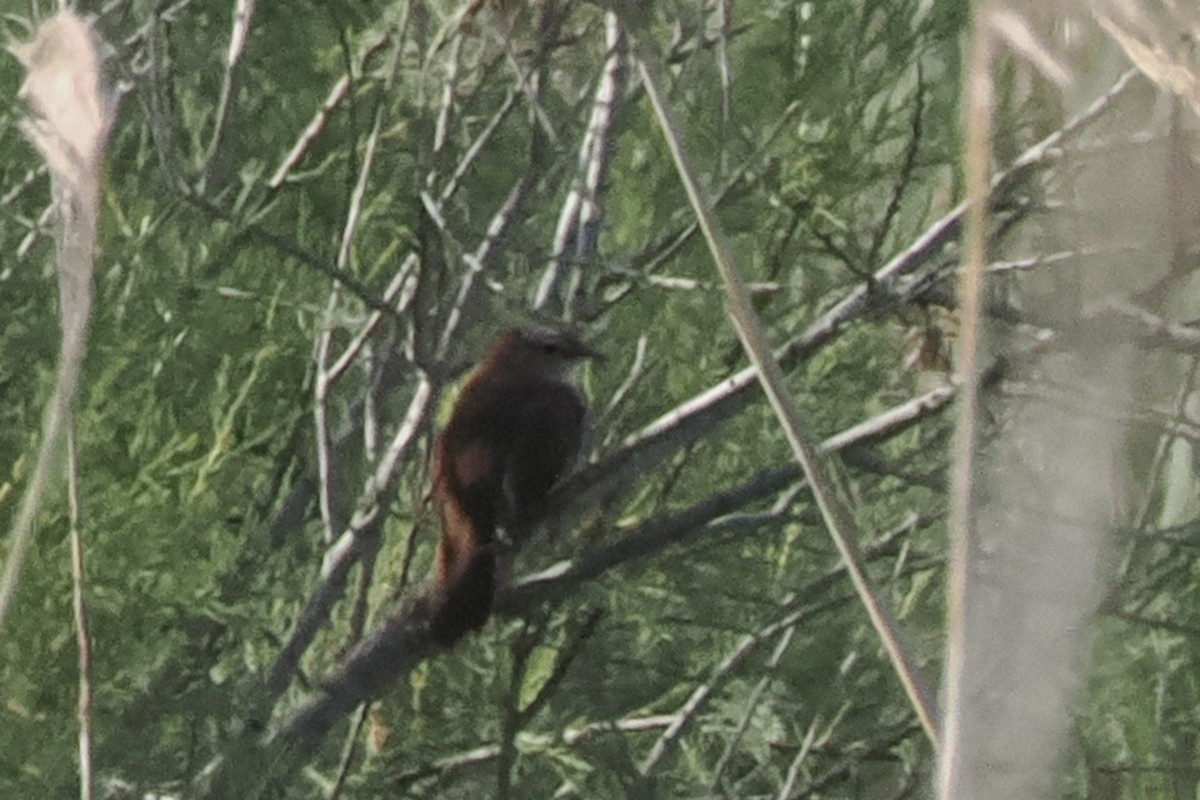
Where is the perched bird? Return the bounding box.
[429,328,599,646]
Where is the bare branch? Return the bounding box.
[267,30,394,190]
[201,0,257,187]
[559,68,1140,525]
[535,11,627,315]
[629,35,940,743]
[265,377,434,702]
[68,428,93,800]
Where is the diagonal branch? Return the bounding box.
[201,0,257,187]
[197,373,952,798]
[630,34,940,746]
[535,11,628,315]
[554,66,1141,534]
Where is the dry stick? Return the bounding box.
[432,35,465,156]
[435,176,539,359]
[776,716,820,800]
[268,74,352,189]
[535,10,626,313]
[201,0,257,187]
[266,376,434,700]
[604,333,648,418]
[329,703,371,800]
[708,625,798,792]
[327,255,420,383]
[563,71,1136,522]
[631,47,941,748]
[716,0,732,128]
[315,91,391,542]
[328,544,384,800]
[267,29,394,190]
[68,429,93,800]
[938,13,992,800]
[253,388,943,796]
[314,283,344,543]
[438,83,524,203]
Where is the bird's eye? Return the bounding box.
[541,342,558,354]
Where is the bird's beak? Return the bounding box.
[553,331,603,362]
[572,339,604,363]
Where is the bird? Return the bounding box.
[429,327,600,646]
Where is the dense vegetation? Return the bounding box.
[2,1,1198,798]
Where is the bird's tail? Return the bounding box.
[429,545,496,646]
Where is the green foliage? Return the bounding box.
[3,1,1172,799]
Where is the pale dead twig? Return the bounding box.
[315,80,392,542]
[267,30,394,190]
[68,428,93,800]
[202,0,257,186]
[536,11,627,314]
[630,33,940,746]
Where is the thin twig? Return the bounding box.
[604,333,648,417]
[315,84,391,541]
[632,39,940,747]
[68,428,94,800]
[775,716,820,800]
[267,30,394,190]
[314,276,342,540]
[535,11,627,314]
[182,191,402,320]
[709,625,798,792]
[866,61,925,268]
[326,255,419,384]
[266,377,434,701]
[201,0,257,187]
[328,703,371,800]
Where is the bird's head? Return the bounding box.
[487,327,602,379]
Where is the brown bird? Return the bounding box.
[429,328,599,646]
